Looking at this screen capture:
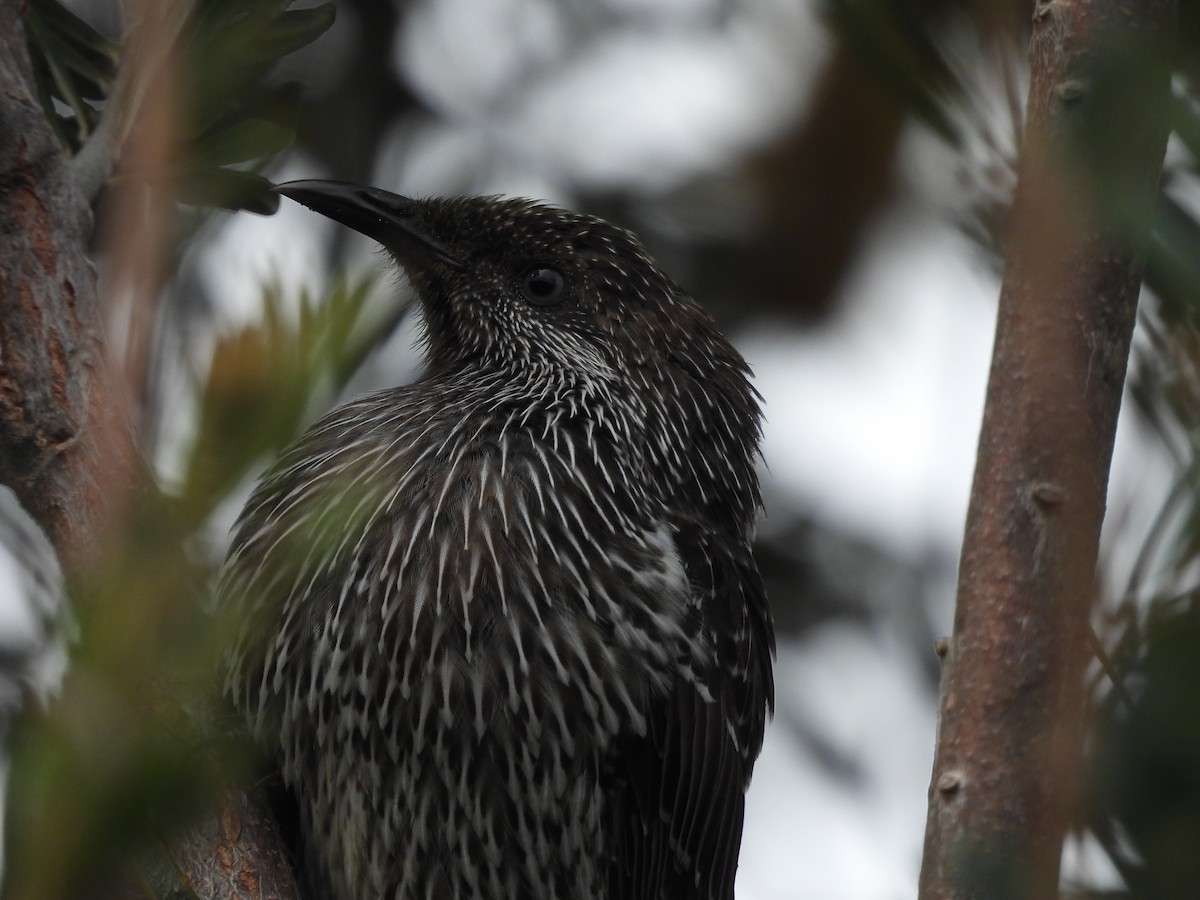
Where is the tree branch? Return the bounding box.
[918,1,1176,898]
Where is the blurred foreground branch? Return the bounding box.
[0,0,335,896]
[918,1,1176,898]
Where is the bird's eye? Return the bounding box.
[521,266,566,306]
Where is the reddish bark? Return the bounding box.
[918,2,1176,899]
[169,787,302,900]
[0,0,136,564]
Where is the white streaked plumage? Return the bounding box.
[218,189,772,900]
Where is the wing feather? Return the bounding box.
[607,521,773,900]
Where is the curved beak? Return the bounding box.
[274,180,465,271]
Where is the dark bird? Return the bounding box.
[218,180,774,900]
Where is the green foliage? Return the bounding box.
[5,494,238,900]
[1087,595,1200,900]
[175,0,336,213]
[3,268,410,898]
[23,0,116,151]
[22,0,334,214]
[180,276,386,523]
[1145,86,1200,325]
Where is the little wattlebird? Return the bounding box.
[217,180,775,900]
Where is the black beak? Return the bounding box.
[274,180,465,271]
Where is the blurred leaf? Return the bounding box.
[1138,84,1200,432]
[1088,596,1200,900]
[822,0,964,142]
[255,5,337,65]
[5,268,404,896]
[192,118,295,168]
[4,490,246,900]
[182,1,334,133]
[1169,89,1200,164]
[179,277,396,522]
[23,0,116,151]
[1146,196,1200,321]
[177,166,280,213]
[23,0,330,212]
[172,0,334,214]
[1056,25,1175,246]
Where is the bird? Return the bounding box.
[216,180,775,900]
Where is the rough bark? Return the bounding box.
[918,2,1176,899]
[165,787,303,900]
[0,0,136,564]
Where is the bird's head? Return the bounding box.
[276,180,761,512]
[275,180,738,388]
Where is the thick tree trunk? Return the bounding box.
[0,0,136,564]
[918,2,1176,899]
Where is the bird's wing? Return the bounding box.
[608,523,773,900]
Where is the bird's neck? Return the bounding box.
[419,360,759,529]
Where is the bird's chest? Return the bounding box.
[264,419,696,728]
[287,443,708,900]
[319,442,705,743]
